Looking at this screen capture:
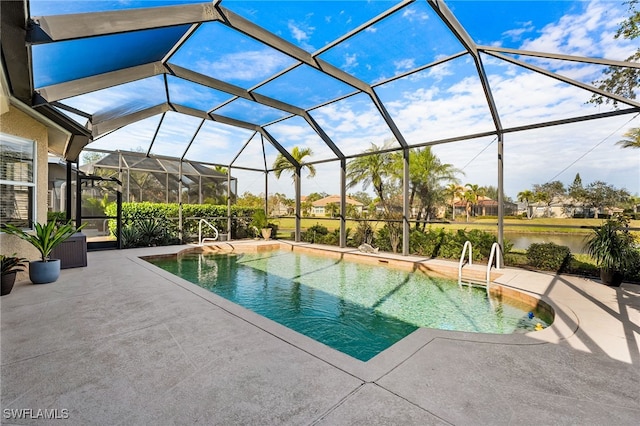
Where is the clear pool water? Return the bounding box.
[148,250,550,361]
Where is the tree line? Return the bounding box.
[248,139,514,225]
[517,173,636,219]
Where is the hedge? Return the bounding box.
[105,202,258,242]
[526,242,572,272]
[376,225,511,260]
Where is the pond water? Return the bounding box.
[505,232,589,254]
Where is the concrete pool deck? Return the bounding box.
[1,241,639,425]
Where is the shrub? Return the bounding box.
[435,229,467,259]
[105,202,256,243]
[374,223,400,253]
[250,209,268,229]
[121,224,141,249]
[526,242,572,272]
[406,227,509,262]
[350,221,374,247]
[47,211,67,224]
[624,248,640,282]
[319,229,340,246]
[301,223,329,243]
[504,250,528,267]
[465,229,505,259]
[136,218,171,246]
[564,255,598,278]
[374,225,507,259]
[409,227,445,258]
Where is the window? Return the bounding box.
[1,133,36,228]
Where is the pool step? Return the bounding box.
[459,267,497,282]
[459,276,489,288]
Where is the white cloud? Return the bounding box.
[288,22,309,43]
[63,77,166,119]
[287,19,316,51]
[230,134,268,169]
[195,50,291,82]
[185,121,255,166]
[502,21,535,42]
[394,58,416,72]
[343,53,358,70]
[519,0,634,59]
[310,97,395,158]
[88,115,161,152]
[402,7,429,22]
[426,61,453,81]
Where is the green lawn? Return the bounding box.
[270,216,640,236]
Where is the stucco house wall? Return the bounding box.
[0,105,50,277]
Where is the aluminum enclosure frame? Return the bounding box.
[2,0,639,256]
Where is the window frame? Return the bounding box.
[0,132,37,230]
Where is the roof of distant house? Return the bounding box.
[312,195,364,207]
[453,196,516,207]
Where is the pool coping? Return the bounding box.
[136,240,579,382]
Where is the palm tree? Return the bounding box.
[348,141,402,251]
[463,191,474,222]
[627,195,640,214]
[272,146,316,180]
[517,189,535,219]
[464,183,486,219]
[444,183,465,220]
[325,202,339,218]
[400,147,461,227]
[616,127,640,149]
[346,142,395,213]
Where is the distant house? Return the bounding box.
[523,197,620,219]
[454,196,517,217]
[519,196,585,219]
[312,195,363,216]
[269,201,291,217]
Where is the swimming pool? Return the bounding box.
[148,248,551,361]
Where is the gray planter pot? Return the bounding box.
[1,272,17,296]
[600,269,624,287]
[29,259,61,284]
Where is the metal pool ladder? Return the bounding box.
[198,218,219,245]
[485,242,502,288]
[458,240,473,287]
[458,241,502,290]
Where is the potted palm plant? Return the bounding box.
[584,217,636,286]
[2,220,86,284]
[251,209,272,240]
[1,254,28,295]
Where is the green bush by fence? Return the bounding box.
[526,242,572,272]
[404,227,510,261]
[105,202,258,245]
[294,221,510,262]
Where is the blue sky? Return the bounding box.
[30,0,639,199]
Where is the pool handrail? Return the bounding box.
[198,218,219,245]
[458,240,473,287]
[486,242,502,287]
